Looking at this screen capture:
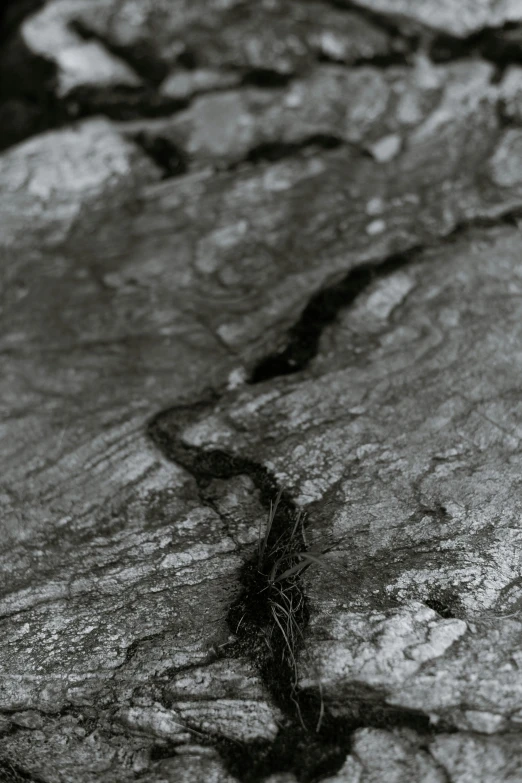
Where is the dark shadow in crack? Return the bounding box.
[425,588,461,620]
[240,69,294,89]
[216,691,443,783]
[63,84,188,122]
[243,135,344,166]
[249,204,522,386]
[0,27,63,152]
[0,0,43,45]
[249,247,420,384]
[430,22,522,77]
[131,132,189,178]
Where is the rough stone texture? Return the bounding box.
[351,0,522,37]
[74,0,399,73]
[21,0,399,96]
[4,1,522,781]
[175,225,522,768]
[429,733,522,783]
[87,59,522,364]
[0,117,160,249]
[117,56,466,169]
[323,728,447,783]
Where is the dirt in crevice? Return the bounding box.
[216,694,447,783]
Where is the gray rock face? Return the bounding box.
[3,1,522,782]
[175,224,522,746]
[21,0,398,96]
[0,118,161,249]
[350,0,522,37]
[116,58,488,169]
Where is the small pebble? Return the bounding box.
[369,133,401,163]
[227,367,247,390]
[366,219,386,235]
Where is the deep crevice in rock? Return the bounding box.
[149,741,181,762]
[175,49,200,71]
[249,206,522,385]
[424,598,457,620]
[147,401,454,782]
[430,23,522,74]
[147,216,522,780]
[240,69,295,89]
[216,694,441,783]
[349,51,413,68]
[64,19,187,120]
[63,84,188,123]
[249,246,420,383]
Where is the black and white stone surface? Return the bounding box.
[2,1,522,781]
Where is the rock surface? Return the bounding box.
[3,1,522,782]
[351,0,522,37]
